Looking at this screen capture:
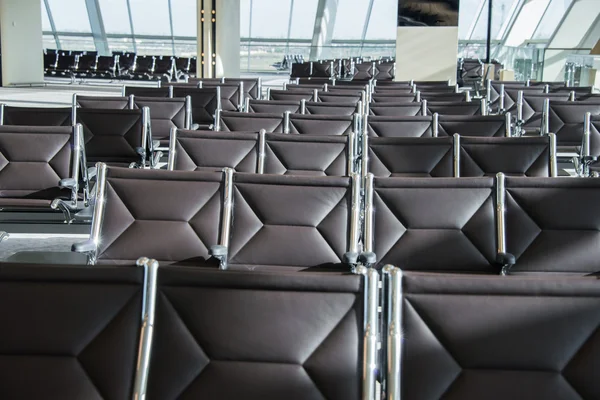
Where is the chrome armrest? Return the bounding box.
[209,245,228,269]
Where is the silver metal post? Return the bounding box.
[89,162,108,263]
[214,108,221,132]
[168,85,174,98]
[300,99,307,114]
[266,87,272,100]
[71,96,78,126]
[362,114,369,136]
[215,86,222,114]
[415,91,421,103]
[257,77,263,100]
[220,168,234,259]
[569,90,576,101]
[244,97,251,113]
[432,113,439,137]
[496,172,506,256]
[480,98,488,116]
[584,112,592,157]
[542,98,550,135]
[0,104,4,125]
[421,100,428,116]
[361,268,380,400]
[121,85,126,97]
[543,84,549,94]
[499,84,506,113]
[465,90,472,102]
[348,131,356,176]
[167,128,177,170]
[257,129,266,174]
[453,133,460,177]
[382,265,402,400]
[516,91,524,126]
[141,107,151,166]
[129,94,135,109]
[505,112,512,137]
[313,89,318,102]
[454,83,459,93]
[132,257,159,400]
[549,133,557,177]
[184,96,192,129]
[283,111,291,134]
[349,173,361,255]
[283,82,288,91]
[71,124,83,206]
[361,132,369,179]
[486,79,491,105]
[238,82,245,111]
[364,173,374,254]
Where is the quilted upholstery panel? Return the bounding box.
[247,100,300,114]
[421,93,466,102]
[77,109,144,165]
[549,102,600,147]
[353,62,374,81]
[372,178,497,272]
[225,78,260,100]
[264,134,347,176]
[428,102,481,116]
[97,167,223,265]
[291,63,311,78]
[505,177,600,273]
[317,94,361,104]
[148,267,363,400]
[0,128,72,199]
[134,98,186,141]
[367,116,433,137]
[172,87,219,125]
[270,90,314,102]
[402,272,600,400]
[371,94,416,103]
[304,102,357,116]
[3,106,72,126]
[124,87,170,98]
[174,131,258,173]
[460,137,550,177]
[369,104,423,117]
[228,174,351,270]
[219,112,284,133]
[289,115,353,135]
[438,115,507,137]
[368,137,453,177]
[374,62,394,80]
[201,83,241,111]
[0,265,143,400]
[589,116,600,157]
[521,94,570,129]
[503,87,545,112]
[77,96,130,109]
[312,62,332,78]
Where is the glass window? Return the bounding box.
[289,0,319,40]
[504,0,550,46]
[135,38,173,55]
[43,35,57,51]
[240,0,251,38]
[532,0,573,40]
[108,37,136,53]
[332,0,371,40]
[173,39,196,57]
[129,0,171,36]
[58,35,96,51]
[171,0,197,37]
[471,0,518,40]
[250,0,291,39]
[42,1,52,32]
[98,0,132,34]
[46,0,92,33]
[365,0,398,40]
[458,0,484,39]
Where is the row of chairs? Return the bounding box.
[291,60,395,82]
[169,129,556,178]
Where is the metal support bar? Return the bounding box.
[257,129,266,174]
[84,0,110,56]
[167,128,177,170]
[361,267,380,400]
[453,133,460,177]
[349,173,361,255]
[219,168,234,254]
[496,172,506,256]
[382,265,402,400]
[549,133,557,177]
[363,173,374,254]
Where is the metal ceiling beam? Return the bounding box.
[84,0,110,55]
[43,0,61,50]
[168,0,176,55]
[310,0,339,60]
[360,0,375,52]
[125,0,137,52]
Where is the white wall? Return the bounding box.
[215,0,240,77]
[395,27,458,83]
[0,0,44,86]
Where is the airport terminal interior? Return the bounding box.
[0,0,598,399]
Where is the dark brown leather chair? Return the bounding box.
[352,61,375,81]
[285,83,327,91]
[73,165,226,265]
[132,96,190,146]
[420,92,467,102]
[288,114,356,135]
[317,92,363,105]
[371,93,417,103]
[374,61,395,80]
[217,111,284,132]
[458,135,554,177]
[503,176,600,274]
[225,77,261,100]
[246,99,301,114]
[75,108,153,168]
[0,104,72,126]
[197,81,244,111]
[169,130,258,173]
[503,86,546,113]
[369,103,424,117]
[438,114,511,137]
[365,136,453,177]
[123,86,170,98]
[147,266,370,400]
[544,101,600,154]
[312,60,334,78]
[427,100,484,116]
[74,94,132,109]
[268,89,315,102]
[303,101,359,116]
[225,174,359,271]
[396,271,600,400]
[171,86,221,130]
[263,133,352,176]
[519,93,570,133]
[365,176,498,272]
[364,115,433,137]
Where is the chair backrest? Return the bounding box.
[459,135,554,177]
[133,96,189,141]
[198,82,243,111]
[172,86,221,127]
[420,92,466,102]
[317,92,363,105]
[0,125,78,200]
[303,101,359,115]
[503,86,545,112]
[353,62,375,81]
[56,55,76,70]
[76,108,148,167]
[247,100,300,114]
[76,54,97,71]
[133,56,155,74]
[366,176,497,272]
[96,55,116,72]
[369,102,424,117]
[227,173,358,271]
[225,77,261,100]
[169,130,258,173]
[520,93,570,129]
[148,267,366,400]
[154,57,174,75]
[290,62,311,78]
[371,93,417,103]
[427,100,483,116]
[263,132,351,176]
[75,95,132,110]
[374,61,395,80]
[124,86,170,98]
[288,114,356,135]
[269,89,315,102]
[438,114,510,137]
[546,101,600,149]
[84,165,225,265]
[364,115,433,137]
[0,263,144,399]
[504,176,600,274]
[218,111,284,132]
[312,61,334,78]
[1,105,72,126]
[365,136,453,177]
[398,272,600,400]
[286,83,327,91]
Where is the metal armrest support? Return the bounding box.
[87,167,97,180]
[497,252,516,276]
[151,151,163,168]
[58,178,77,190]
[209,245,228,270]
[191,123,200,130]
[359,252,377,267]
[343,251,359,265]
[51,198,80,223]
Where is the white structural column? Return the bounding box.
[542,0,600,81]
[395,26,459,83]
[0,0,44,86]
[310,0,339,61]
